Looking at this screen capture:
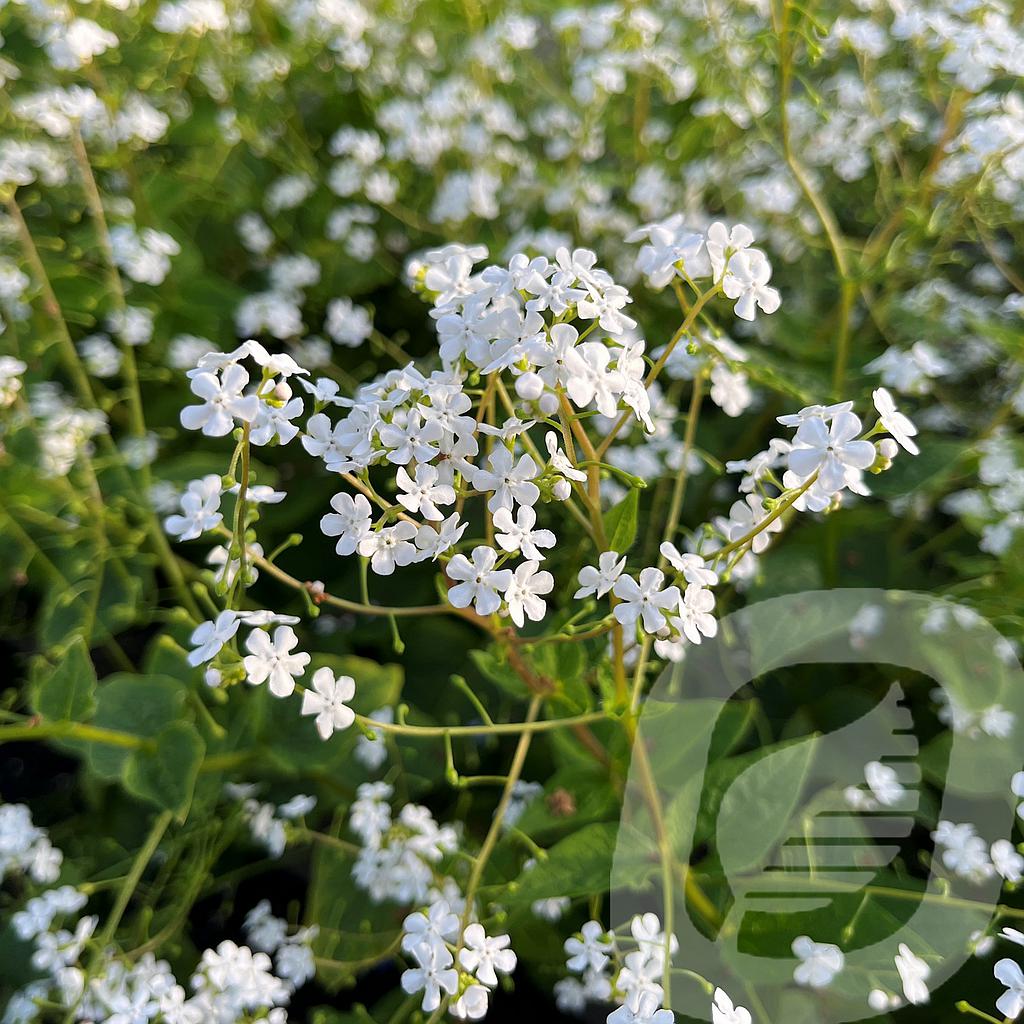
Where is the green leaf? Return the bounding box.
[509,822,617,903]
[469,649,528,699]
[123,722,204,817]
[604,488,639,554]
[33,635,97,722]
[87,674,188,780]
[716,734,820,876]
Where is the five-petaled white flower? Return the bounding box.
[721,248,781,321]
[895,943,930,1005]
[673,583,717,645]
[400,942,458,1012]
[187,610,240,666]
[320,491,373,555]
[565,921,613,974]
[792,935,844,988]
[396,463,456,521]
[458,923,517,986]
[607,990,675,1024]
[706,221,755,281]
[447,546,513,616]
[613,568,681,635]
[788,411,876,494]
[472,446,540,512]
[243,625,310,697]
[494,505,556,560]
[712,987,752,1024]
[164,475,223,541]
[997,958,1024,1019]
[503,560,554,626]
[873,387,919,455]
[180,364,260,436]
[300,667,355,739]
[576,551,627,599]
[358,521,419,576]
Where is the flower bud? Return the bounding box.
[204,668,223,688]
[515,371,544,401]
[871,438,898,473]
[538,391,559,416]
[552,478,571,501]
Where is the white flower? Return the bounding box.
[712,988,751,1024]
[607,990,674,1024]
[992,840,1024,883]
[451,983,490,1020]
[400,942,459,1012]
[243,626,310,698]
[673,583,717,645]
[895,944,930,1005]
[565,921,613,974]
[503,560,554,627]
[358,522,419,576]
[792,935,844,988]
[997,959,1024,1019]
[164,475,223,541]
[545,430,587,481]
[244,901,288,953]
[459,923,516,986]
[721,248,781,321]
[187,610,240,666]
[706,222,755,281]
[472,447,540,512]
[613,568,681,635]
[396,464,456,521]
[300,667,355,740]
[864,761,905,807]
[402,900,460,956]
[447,546,513,616]
[321,491,373,556]
[494,505,556,560]
[788,412,876,494]
[415,513,468,561]
[873,387,919,455]
[630,913,678,963]
[718,494,784,554]
[180,364,259,436]
[576,551,627,598]
[932,820,994,880]
[1002,928,1024,947]
[659,544,718,586]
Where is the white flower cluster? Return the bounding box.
[0,802,62,885]
[225,784,316,858]
[628,218,780,321]
[943,436,1024,558]
[932,820,1024,884]
[1,802,313,1024]
[349,781,459,905]
[399,899,516,1020]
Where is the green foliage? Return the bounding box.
[32,634,97,722]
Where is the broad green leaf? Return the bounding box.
[123,722,204,817]
[508,822,617,903]
[87,674,188,780]
[33,635,97,722]
[604,488,639,554]
[716,735,819,876]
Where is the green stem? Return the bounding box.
[0,721,151,749]
[355,708,606,739]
